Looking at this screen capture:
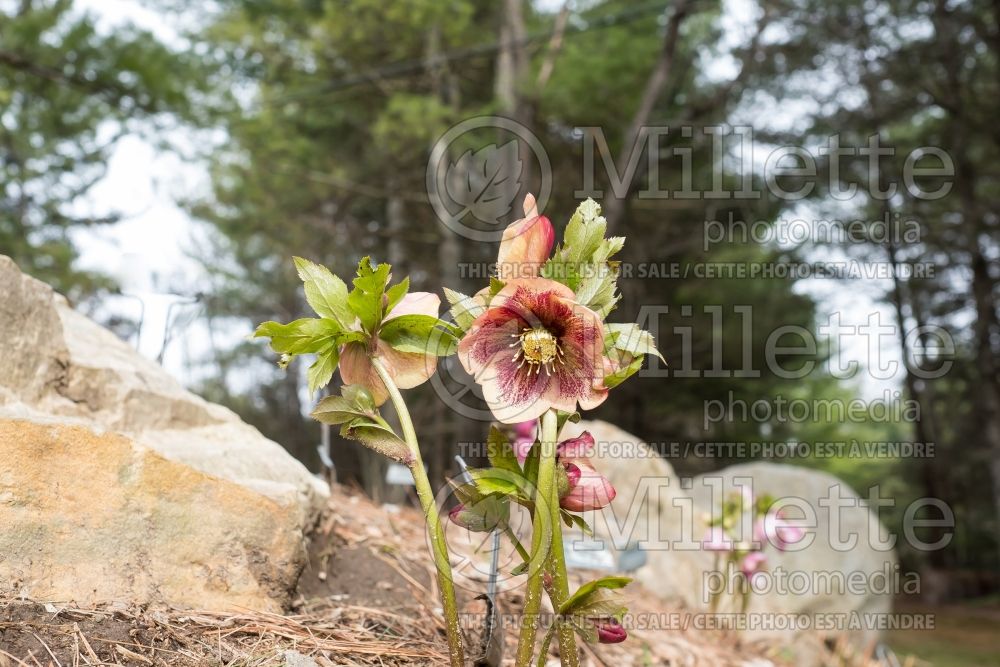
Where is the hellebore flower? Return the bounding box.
[340,292,440,406]
[594,619,628,644]
[740,550,768,588]
[458,279,608,423]
[557,432,616,512]
[702,525,734,552]
[756,510,806,551]
[496,193,555,280]
[511,419,537,464]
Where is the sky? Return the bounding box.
[66,0,901,399]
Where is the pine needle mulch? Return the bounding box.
[0,485,871,666]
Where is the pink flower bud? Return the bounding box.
[496,194,555,280]
[556,433,615,512]
[595,619,628,644]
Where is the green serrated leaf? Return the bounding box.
[605,323,665,362]
[340,418,411,463]
[561,510,594,536]
[486,426,522,475]
[555,411,581,435]
[603,355,644,389]
[559,576,632,616]
[450,494,510,533]
[293,257,354,328]
[385,277,410,313]
[488,276,506,297]
[443,287,484,331]
[379,314,457,356]
[347,257,392,334]
[307,344,338,394]
[254,318,341,355]
[311,384,380,424]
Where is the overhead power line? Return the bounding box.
[261,0,672,106]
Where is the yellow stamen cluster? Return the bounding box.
[510,328,564,375]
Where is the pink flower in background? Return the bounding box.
[702,525,734,552]
[458,278,607,423]
[740,550,768,588]
[496,193,554,280]
[595,619,628,644]
[511,420,537,464]
[557,432,616,512]
[756,510,806,551]
[340,292,441,405]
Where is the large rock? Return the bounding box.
[0,255,328,609]
[565,420,895,661]
[0,420,303,611]
[0,255,326,518]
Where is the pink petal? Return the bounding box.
[558,444,615,512]
[339,341,389,406]
[702,526,734,552]
[387,291,440,319]
[339,340,437,407]
[740,551,767,576]
[376,339,437,390]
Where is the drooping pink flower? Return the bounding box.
[340,292,440,406]
[557,432,616,512]
[458,278,608,423]
[756,510,806,551]
[496,193,554,281]
[702,525,734,552]
[595,619,628,644]
[511,420,537,464]
[740,550,768,589]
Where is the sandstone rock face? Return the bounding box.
[0,255,327,518]
[0,420,303,612]
[0,255,329,610]
[567,420,895,658]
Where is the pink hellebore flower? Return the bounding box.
[511,420,537,464]
[740,550,768,589]
[339,292,441,406]
[496,193,555,281]
[595,619,628,644]
[557,432,616,512]
[458,279,608,423]
[702,525,734,552]
[756,510,806,551]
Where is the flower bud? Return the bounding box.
[595,619,627,644]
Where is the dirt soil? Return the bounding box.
[0,484,832,666]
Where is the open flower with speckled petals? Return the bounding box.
[458,278,608,423]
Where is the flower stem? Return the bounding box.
[546,469,580,667]
[514,409,559,667]
[370,357,464,667]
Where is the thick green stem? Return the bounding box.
[370,357,464,667]
[514,410,559,667]
[546,481,579,667]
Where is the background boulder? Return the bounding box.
[566,420,896,657]
[0,256,328,609]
